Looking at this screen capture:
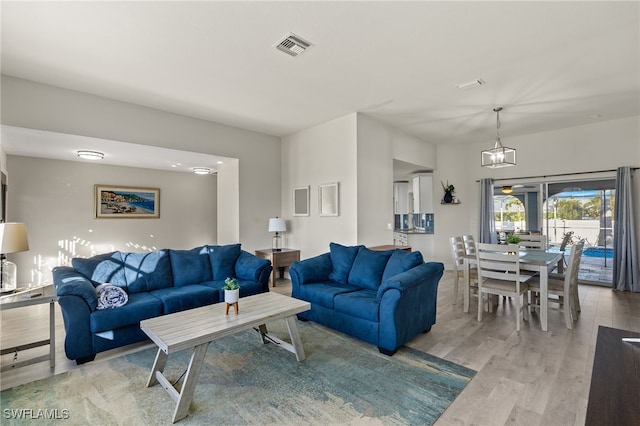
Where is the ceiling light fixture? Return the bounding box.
[192,167,211,175]
[502,186,513,194]
[481,107,516,168]
[77,150,104,160]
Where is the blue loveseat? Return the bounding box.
[53,243,271,364]
[291,243,444,355]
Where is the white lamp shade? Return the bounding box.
[268,217,286,233]
[0,222,29,254]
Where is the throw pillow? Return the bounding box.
[96,284,128,310]
[121,250,173,293]
[208,243,242,280]
[381,250,424,282]
[348,247,393,290]
[72,252,127,287]
[169,246,213,286]
[328,243,362,283]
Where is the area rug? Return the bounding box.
[1,321,475,425]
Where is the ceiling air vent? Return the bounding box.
[275,33,313,57]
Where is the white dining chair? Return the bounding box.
[450,236,478,305]
[476,243,533,331]
[528,239,584,329]
[462,234,477,255]
[518,233,546,251]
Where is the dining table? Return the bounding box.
[463,249,563,332]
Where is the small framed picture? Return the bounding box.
[293,186,310,216]
[94,185,160,219]
[319,182,339,216]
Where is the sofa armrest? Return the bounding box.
[235,251,273,289]
[376,262,443,302]
[53,266,99,311]
[376,262,444,353]
[290,253,332,286]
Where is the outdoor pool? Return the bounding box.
[583,247,613,259]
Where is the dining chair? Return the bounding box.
[528,239,584,329]
[476,243,533,331]
[450,236,478,305]
[518,233,546,251]
[555,231,575,274]
[462,234,477,255]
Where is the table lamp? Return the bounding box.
[0,222,30,294]
[268,217,286,252]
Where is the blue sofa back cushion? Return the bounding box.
[121,250,173,293]
[347,247,393,290]
[72,252,127,287]
[381,249,424,282]
[328,243,362,283]
[169,246,213,287]
[208,243,242,280]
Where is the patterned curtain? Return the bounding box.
[479,178,496,244]
[613,167,639,291]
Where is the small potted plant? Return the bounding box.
[223,277,240,304]
[441,181,455,203]
[506,235,521,254]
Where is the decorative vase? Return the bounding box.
[224,289,239,304]
[444,191,453,203]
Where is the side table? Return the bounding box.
[0,285,57,371]
[254,248,300,287]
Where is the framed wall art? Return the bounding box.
[319,182,339,216]
[293,186,310,216]
[94,185,160,219]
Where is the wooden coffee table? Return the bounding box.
[140,292,310,423]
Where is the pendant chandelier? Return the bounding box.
[481,107,516,168]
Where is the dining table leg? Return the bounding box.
[540,265,548,332]
[463,259,470,313]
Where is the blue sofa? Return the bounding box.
[290,243,444,355]
[53,244,272,364]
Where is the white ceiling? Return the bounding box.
[1,1,639,167]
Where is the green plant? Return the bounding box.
[223,277,240,290]
[441,181,455,193]
[506,235,522,244]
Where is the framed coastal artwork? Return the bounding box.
[94,185,160,219]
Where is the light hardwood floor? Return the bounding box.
[2,273,639,425]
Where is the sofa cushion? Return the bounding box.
[150,285,218,314]
[169,246,212,286]
[90,292,163,333]
[72,252,127,287]
[328,243,362,283]
[381,250,424,282]
[208,243,242,280]
[334,289,379,322]
[294,281,361,309]
[347,247,393,290]
[122,250,173,293]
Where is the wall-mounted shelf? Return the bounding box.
[441,200,462,205]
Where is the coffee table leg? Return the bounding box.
[285,316,306,361]
[172,342,209,423]
[258,324,269,344]
[147,348,168,387]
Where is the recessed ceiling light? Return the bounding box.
[192,167,211,175]
[456,79,485,90]
[77,150,104,160]
[217,161,224,165]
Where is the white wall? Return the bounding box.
[1,76,281,254]
[281,114,358,258]
[433,116,640,269]
[7,155,216,285]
